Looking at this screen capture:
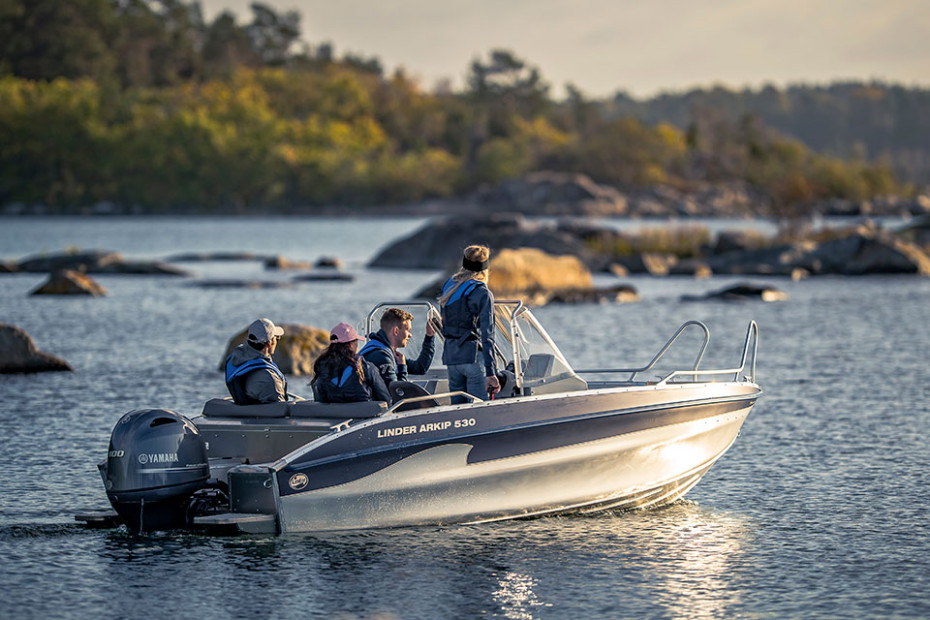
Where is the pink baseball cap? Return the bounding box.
[330,322,364,343]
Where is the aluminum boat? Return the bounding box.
[81,301,761,534]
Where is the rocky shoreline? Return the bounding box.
[369,214,930,278]
[3,172,928,219]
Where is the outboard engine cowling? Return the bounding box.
[103,409,209,532]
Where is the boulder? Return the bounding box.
[219,323,331,376]
[415,247,638,306]
[797,232,930,275]
[703,242,817,277]
[17,249,121,272]
[488,248,593,298]
[681,283,788,303]
[17,249,189,276]
[0,324,73,373]
[612,252,678,276]
[818,198,861,217]
[911,194,930,215]
[625,193,673,218]
[265,255,311,270]
[713,230,769,255]
[477,171,627,216]
[697,230,930,277]
[608,263,629,277]
[896,214,930,252]
[315,256,344,269]
[31,269,107,296]
[547,285,639,304]
[166,251,270,262]
[668,259,713,279]
[368,213,591,270]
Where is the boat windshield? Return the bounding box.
[493,302,579,387]
[364,300,584,391]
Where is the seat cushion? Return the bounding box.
[201,398,290,418]
[290,400,387,419]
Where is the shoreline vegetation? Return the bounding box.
[2,1,930,221]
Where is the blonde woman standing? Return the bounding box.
[439,245,500,402]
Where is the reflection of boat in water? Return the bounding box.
[80,301,761,534]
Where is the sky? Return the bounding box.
[198,0,930,99]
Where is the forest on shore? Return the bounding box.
[2,0,928,214]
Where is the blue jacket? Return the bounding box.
[360,329,435,386]
[311,356,391,404]
[225,345,288,404]
[439,277,497,376]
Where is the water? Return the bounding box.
[1,216,929,619]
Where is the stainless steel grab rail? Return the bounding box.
[384,391,482,415]
[575,320,711,382]
[656,320,758,385]
[576,320,759,385]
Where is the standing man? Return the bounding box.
[225,318,288,404]
[360,307,435,387]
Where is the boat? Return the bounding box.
[79,301,761,534]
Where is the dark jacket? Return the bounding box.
[360,329,436,386]
[311,356,391,404]
[225,344,288,404]
[439,277,497,376]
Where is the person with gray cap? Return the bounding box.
[224,318,288,404]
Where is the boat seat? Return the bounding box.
[389,381,439,411]
[290,400,387,419]
[202,398,290,418]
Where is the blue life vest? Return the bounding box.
[225,356,286,405]
[441,278,480,306]
[330,365,355,387]
[359,337,396,372]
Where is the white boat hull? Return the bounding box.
[277,384,756,532]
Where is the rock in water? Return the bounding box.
[315,256,344,269]
[489,248,593,298]
[416,247,638,306]
[31,270,107,296]
[17,249,189,275]
[681,283,788,302]
[17,249,122,272]
[0,324,73,373]
[367,214,587,270]
[219,323,331,376]
[264,255,311,270]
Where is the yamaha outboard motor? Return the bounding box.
[102,409,210,532]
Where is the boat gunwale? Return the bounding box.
[273,381,761,474]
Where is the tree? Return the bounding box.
[111,0,205,87]
[467,49,550,138]
[245,2,300,66]
[0,0,116,84]
[202,11,260,78]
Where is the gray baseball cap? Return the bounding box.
[247,318,284,344]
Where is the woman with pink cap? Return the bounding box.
[311,322,391,403]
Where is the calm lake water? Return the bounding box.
[1,216,929,619]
